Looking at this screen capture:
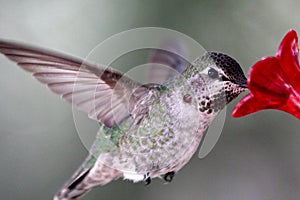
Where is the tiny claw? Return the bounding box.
[144,177,151,185]
[144,173,151,185]
[164,171,175,182]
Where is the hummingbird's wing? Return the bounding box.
[147,40,187,84]
[0,39,144,128]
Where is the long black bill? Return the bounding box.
[234,80,248,88]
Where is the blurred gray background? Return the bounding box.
[0,0,299,199]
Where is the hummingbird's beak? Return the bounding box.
[233,80,248,88]
[239,82,248,88]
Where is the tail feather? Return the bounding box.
[54,159,122,200]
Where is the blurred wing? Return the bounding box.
[0,39,142,127]
[148,40,187,84]
[198,109,226,159]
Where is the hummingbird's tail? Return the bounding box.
[53,158,122,200]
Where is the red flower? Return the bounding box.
[232,30,300,119]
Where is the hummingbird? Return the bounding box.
[0,39,247,200]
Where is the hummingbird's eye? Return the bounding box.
[208,68,219,79]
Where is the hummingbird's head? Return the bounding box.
[187,52,247,113]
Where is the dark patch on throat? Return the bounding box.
[198,88,239,114]
[198,96,214,114]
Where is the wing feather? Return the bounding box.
[0,39,143,127]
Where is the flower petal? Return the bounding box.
[249,57,290,99]
[276,30,300,91]
[232,93,284,117]
[277,93,300,120]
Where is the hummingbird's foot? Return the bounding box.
[144,173,151,185]
[164,171,175,182]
